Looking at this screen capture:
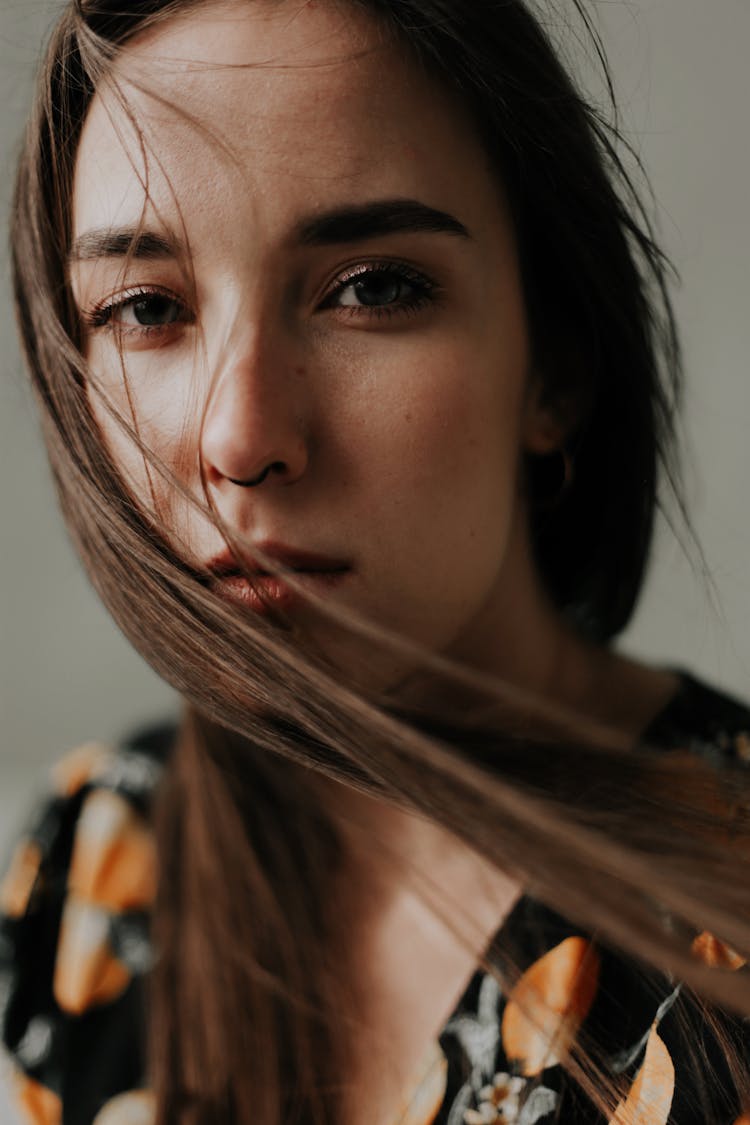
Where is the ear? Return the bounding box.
[522,374,576,455]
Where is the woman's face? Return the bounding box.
[70,0,556,680]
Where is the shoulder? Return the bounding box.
[436,673,750,1125]
[0,726,173,1125]
[645,670,750,765]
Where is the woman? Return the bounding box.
[2,1,750,1123]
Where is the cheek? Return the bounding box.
[85,343,204,521]
[347,331,528,512]
[332,327,530,647]
[334,363,526,657]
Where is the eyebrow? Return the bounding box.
[295,199,471,245]
[68,199,471,265]
[68,229,183,264]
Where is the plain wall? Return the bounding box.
[0,0,748,1116]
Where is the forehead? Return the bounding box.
[72,0,500,245]
[119,0,396,142]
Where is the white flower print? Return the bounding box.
[443,974,503,1085]
[442,976,558,1125]
[464,1072,525,1123]
[462,1073,556,1125]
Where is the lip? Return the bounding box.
[206,541,352,615]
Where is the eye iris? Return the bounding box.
[132,295,180,326]
[353,274,406,307]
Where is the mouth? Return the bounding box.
[206,542,352,615]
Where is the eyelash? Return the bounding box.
[321,260,437,319]
[82,261,438,340]
[84,285,191,337]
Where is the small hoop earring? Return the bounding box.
[528,448,574,509]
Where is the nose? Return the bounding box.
[200,335,310,490]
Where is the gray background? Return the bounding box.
[0,0,749,1116]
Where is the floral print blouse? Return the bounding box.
[1,673,750,1125]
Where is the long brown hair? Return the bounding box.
[10,1,750,1122]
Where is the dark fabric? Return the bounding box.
[1,675,749,1125]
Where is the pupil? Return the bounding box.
[354,275,403,306]
[134,296,177,326]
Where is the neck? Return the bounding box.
[439,515,677,741]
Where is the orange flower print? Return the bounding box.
[733,733,750,763]
[91,1089,156,1125]
[50,742,115,798]
[68,790,157,912]
[0,840,43,919]
[53,896,130,1014]
[501,937,600,1076]
[10,1069,61,1125]
[609,1025,674,1125]
[691,931,746,971]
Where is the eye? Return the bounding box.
[116,294,183,327]
[321,262,435,317]
[85,287,192,337]
[336,272,414,308]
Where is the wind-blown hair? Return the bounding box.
[10,1,750,1123]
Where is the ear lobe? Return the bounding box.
[522,396,569,456]
[521,362,584,450]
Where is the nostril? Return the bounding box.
[227,460,287,488]
[227,465,271,487]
